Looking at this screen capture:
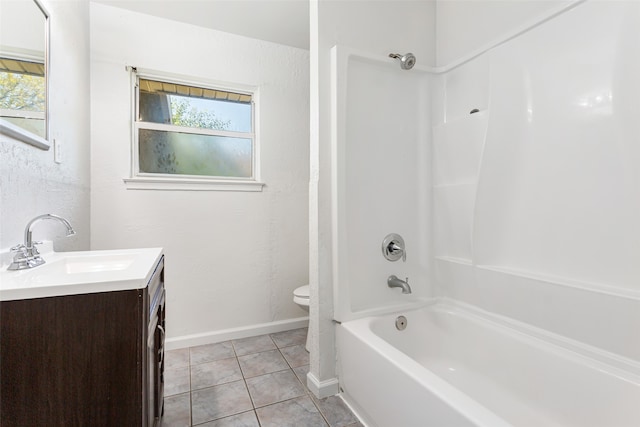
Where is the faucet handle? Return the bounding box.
[389,243,407,262]
[389,243,403,253]
[382,233,407,262]
[11,244,26,253]
[30,241,43,255]
[10,244,29,264]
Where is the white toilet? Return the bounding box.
[293,284,310,351]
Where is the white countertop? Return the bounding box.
[0,247,164,301]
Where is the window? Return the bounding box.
[0,57,46,139]
[127,71,262,191]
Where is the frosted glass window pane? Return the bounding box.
[139,129,252,178]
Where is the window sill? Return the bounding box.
[123,177,265,192]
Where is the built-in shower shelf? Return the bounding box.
[476,264,640,301]
[434,256,473,266]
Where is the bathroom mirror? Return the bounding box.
[0,0,49,150]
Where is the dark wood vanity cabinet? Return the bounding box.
[0,257,165,427]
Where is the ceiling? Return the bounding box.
[93,0,310,50]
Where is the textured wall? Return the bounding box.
[89,3,310,344]
[1,0,90,259]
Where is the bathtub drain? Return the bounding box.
[395,315,407,330]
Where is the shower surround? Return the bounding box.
[323,1,640,425]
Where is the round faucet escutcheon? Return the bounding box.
[382,233,406,262]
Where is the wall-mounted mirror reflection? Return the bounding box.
[0,0,48,149]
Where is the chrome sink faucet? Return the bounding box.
[8,214,75,270]
[388,275,412,294]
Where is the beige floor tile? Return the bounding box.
[256,396,328,427]
[232,335,276,356]
[163,392,191,427]
[190,341,236,365]
[165,366,190,396]
[165,348,190,369]
[191,381,253,425]
[196,410,259,427]
[237,349,289,378]
[280,344,310,368]
[270,328,308,348]
[191,357,243,390]
[246,370,306,407]
[312,395,359,427]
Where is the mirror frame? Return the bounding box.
[0,0,50,150]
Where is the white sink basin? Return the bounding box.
[1,247,163,301]
[48,253,137,274]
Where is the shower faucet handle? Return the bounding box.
[382,233,406,262]
[389,242,403,253]
[388,242,406,261]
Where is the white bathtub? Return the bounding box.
[336,301,640,427]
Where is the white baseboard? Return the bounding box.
[165,317,309,350]
[306,371,340,399]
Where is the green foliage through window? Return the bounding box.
[0,71,45,112]
[0,58,46,139]
[169,97,230,131]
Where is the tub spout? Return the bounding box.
[387,275,412,294]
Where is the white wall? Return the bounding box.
[0,0,45,54]
[310,0,436,396]
[90,3,310,345]
[436,0,573,66]
[1,0,90,257]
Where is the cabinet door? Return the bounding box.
[1,290,144,427]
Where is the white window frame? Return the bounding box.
[123,68,264,192]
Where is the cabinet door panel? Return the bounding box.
[1,290,144,427]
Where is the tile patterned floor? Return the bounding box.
[163,328,363,427]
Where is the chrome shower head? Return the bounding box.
[389,52,416,70]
